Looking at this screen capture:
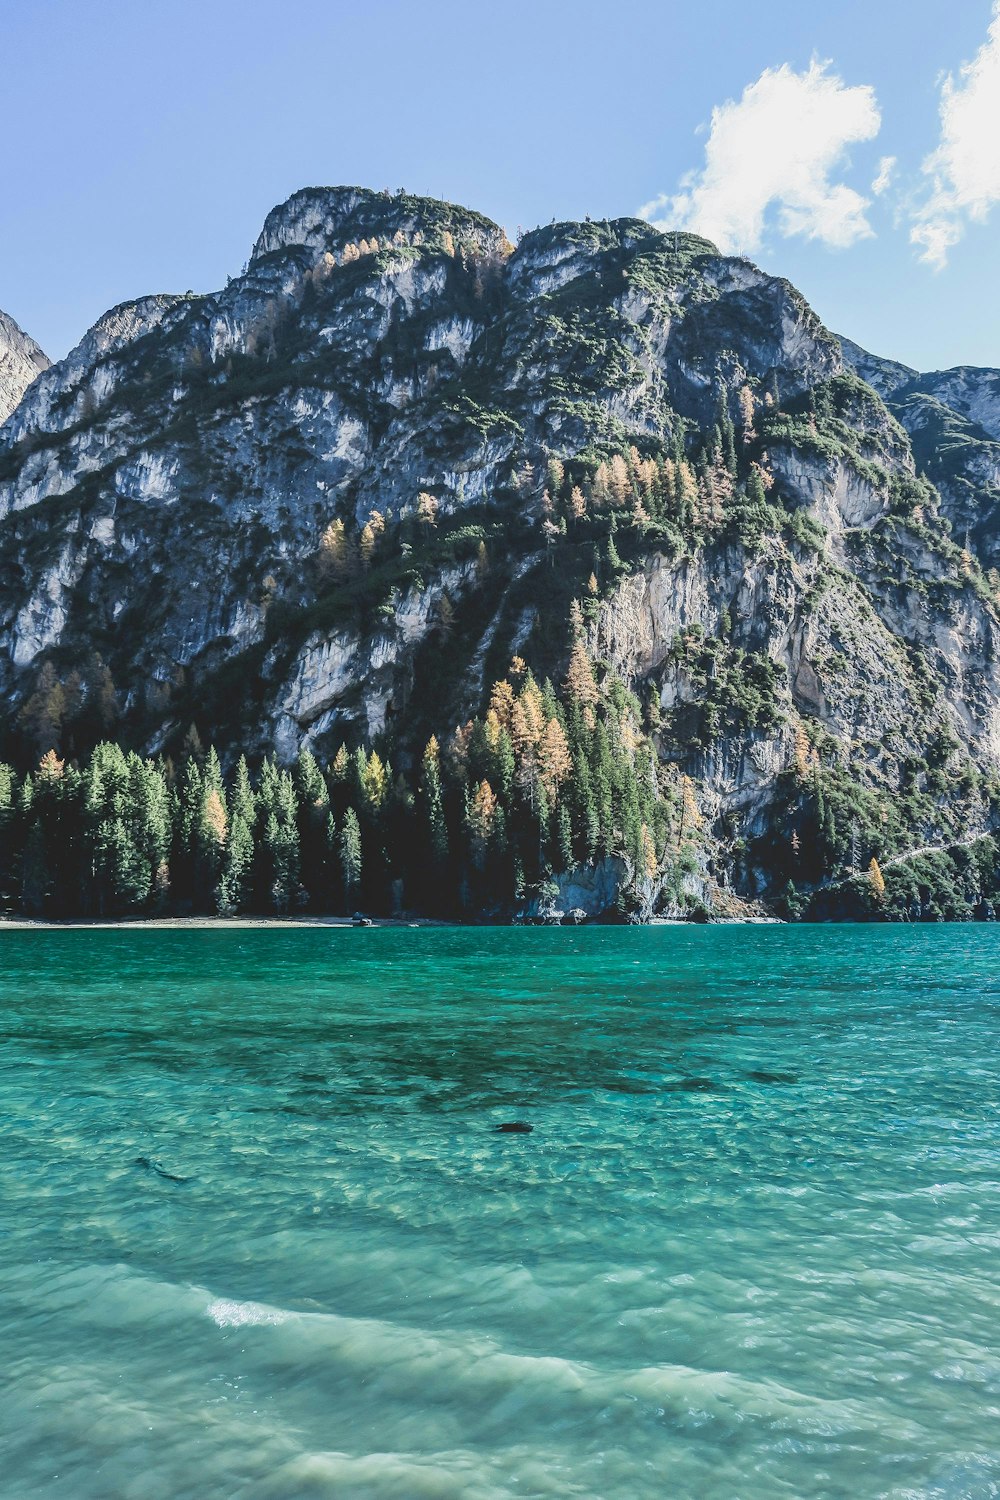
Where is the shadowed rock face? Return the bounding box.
[0,309,49,426]
[0,185,998,910]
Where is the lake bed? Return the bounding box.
[1,926,998,1498]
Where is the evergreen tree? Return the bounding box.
[294,748,330,906]
[419,736,449,869]
[217,756,255,914]
[339,808,363,909]
[256,763,300,913]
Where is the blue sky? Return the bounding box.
[3,0,999,371]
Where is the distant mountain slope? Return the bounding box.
[839,336,1000,567]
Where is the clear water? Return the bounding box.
[1,927,998,1500]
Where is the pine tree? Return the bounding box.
[217,756,255,915]
[467,779,499,869]
[363,752,389,810]
[608,454,630,507]
[420,736,449,867]
[737,384,757,445]
[193,748,228,910]
[592,461,610,508]
[0,763,17,902]
[318,518,351,579]
[545,457,565,498]
[676,459,698,532]
[746,463,769,509]
[716,395,738,476]
[294,748,329,905]
[129,753,171,910]
[483,712,516,799]
[555,803,573,873]
[339,808,363,908]
[261,767,300,913]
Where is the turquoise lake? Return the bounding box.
[1,926,998,1499]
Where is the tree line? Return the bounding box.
[0,631,685,920]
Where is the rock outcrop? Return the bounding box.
[0,309,49,426]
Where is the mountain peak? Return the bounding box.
[0,308,50,426]
[250,185,510,266]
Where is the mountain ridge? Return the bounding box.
[1,185,999,922]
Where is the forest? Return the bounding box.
[0,635,676,921]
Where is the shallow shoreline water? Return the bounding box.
[2,926,998,1498]
[0,914,447,929]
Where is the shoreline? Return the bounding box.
[0,915,451,931]
[0,914,782,930]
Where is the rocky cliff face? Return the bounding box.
[1,185,998,916]
[0,310,49,427]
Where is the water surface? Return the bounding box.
[1,926,998,1498]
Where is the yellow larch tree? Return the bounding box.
[564,638,599,710]
[537,717,572,801]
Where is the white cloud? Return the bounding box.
[911,2,1000,269]
[639,61,881,254]
[872,156,896,195]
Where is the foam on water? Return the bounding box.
[1,925,998,1499]
[206,1297,291,1329]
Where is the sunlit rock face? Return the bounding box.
[0,309,49,427]
[1,185,999,904]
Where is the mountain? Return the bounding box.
[0,309,49,426]
[1,185,999,923]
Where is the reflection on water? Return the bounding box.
[1,926,999,1498]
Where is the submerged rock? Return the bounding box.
[135,1155,190,1183]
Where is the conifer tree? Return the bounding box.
[483,712,516,800]
[339,808,363,908]
[420,736,449,869]
[192,748,228,910]
[294,749,330,904]
[716,393,738,475]
[318,518,351,579]
[608,454,630,507]
[737,384,757,446]
[0,763,17,903]
[537,717,572,801]
[564,638,599,710]
[259,766,300,913]
[217,756,255,914]
[555,803,573,873]
[467,779,499,870]
[546,457,565,498]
